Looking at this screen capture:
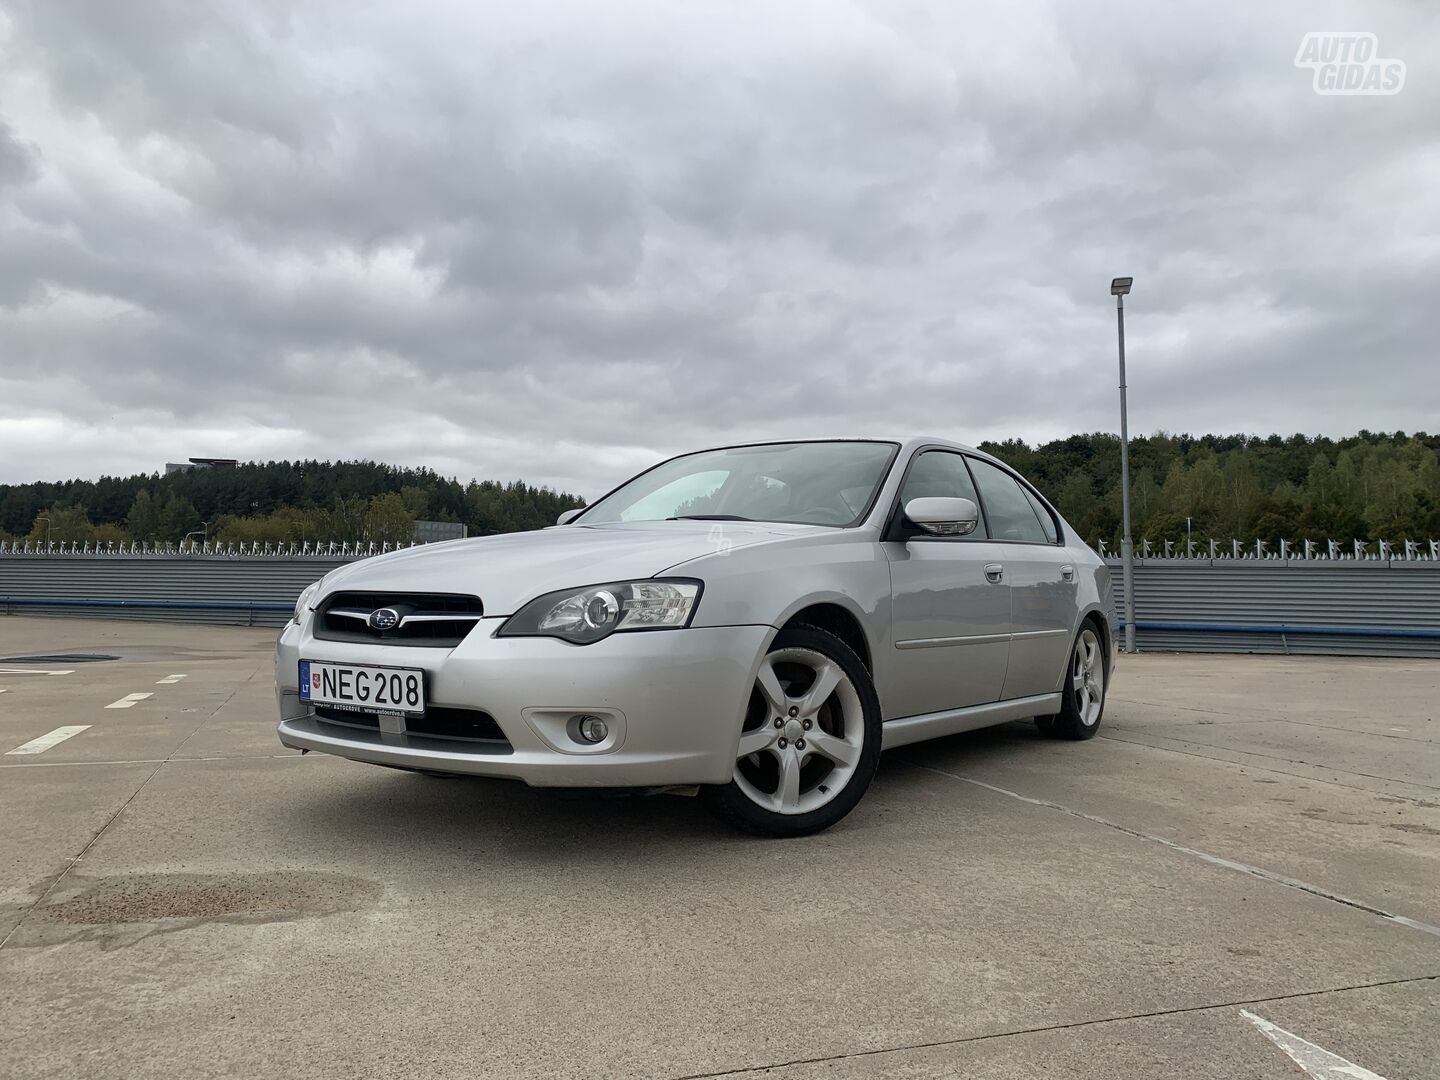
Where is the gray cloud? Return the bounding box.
[0,118,40,188]
[1,0,1437,497]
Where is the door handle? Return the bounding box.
[984,563,1004,583]
[1060,564,1076,582]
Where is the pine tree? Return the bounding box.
[127,489,161,541]
[158,494,199,543]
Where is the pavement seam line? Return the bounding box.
[0,754,297,769]
[910,762,1440,939]
[1101,730,1440,794]
[0,761,164,951]
[1111,695,1295,721]
[1096,733,1440,806]
[664,974,1440,1080]
[160,657,267,762]
[1114,707,1433,746]
[0,676,251,951]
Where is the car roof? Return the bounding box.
[695,435,996,461]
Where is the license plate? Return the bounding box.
[300,660,425,716]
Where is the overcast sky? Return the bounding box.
[1,1,1436,498]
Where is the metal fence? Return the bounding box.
[0,553,350,626]
[1097,538,1440,562]
[0,539,429,626]
[1105,558,1440,657]
[0,539,416,558]
[2,545,1439,655]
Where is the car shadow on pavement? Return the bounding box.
[890,718,1056,769]
[273,721,1051,863]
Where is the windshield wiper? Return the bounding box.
[666,514,755,521]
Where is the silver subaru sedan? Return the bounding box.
[276,437,1115,836]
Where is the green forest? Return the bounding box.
[977,430,1440,546]
[0,460,583,547]
[1,431,1437,548]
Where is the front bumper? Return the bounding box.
[275,617,771,787]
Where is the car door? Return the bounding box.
[882,449,1012,719]
[965,456,1078,700]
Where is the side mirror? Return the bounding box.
[904,497,979,537]
[556,508,585,526]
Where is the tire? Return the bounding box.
[702,626,882,837]
[1037,621,1107,740]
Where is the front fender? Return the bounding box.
[669,532,892,689]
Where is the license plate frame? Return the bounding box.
[300,659,426,717]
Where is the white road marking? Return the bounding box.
[5,726,92,755]
[0,668,76,676]
[0,688,9,694]
[1241,1010,1388,1079]
[104,692,154,709]
[155,674,188,685]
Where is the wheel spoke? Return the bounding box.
[735,645,869,816]
[755,658,789,717]
[806,728,858,768]
[777,752,802,810]
[737,726,776,757]
[795,660,842,718]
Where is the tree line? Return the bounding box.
[0,460,583,546]
[2,431,1437,548]
[978,430,1440,546]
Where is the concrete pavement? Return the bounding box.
[1,617,1436,1078]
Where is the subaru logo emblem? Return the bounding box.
[368,607,400,631]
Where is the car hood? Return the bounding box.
[316,520,820,615]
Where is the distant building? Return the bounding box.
[165,457,239,475]
[414,520,468,543]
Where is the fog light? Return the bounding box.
[575,714,609,744]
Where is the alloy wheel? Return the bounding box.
[1072,626,1105,726]
[732,647,865,815]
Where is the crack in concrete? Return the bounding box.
[0,665,260,951]
[665,975,1440,1079]
[1114,707,1434,746]
[912,763,1440,939]
[1100,731,1440,797]
[0,754,297,769]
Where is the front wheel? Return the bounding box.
[702,626,881,837]
[1036,622,1107,740]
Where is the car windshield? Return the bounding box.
[578,441,898,527]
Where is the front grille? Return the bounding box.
[313,591,485,648]
[314,704,511,750]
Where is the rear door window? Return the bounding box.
[965,458,1050,544]
[1021,487,1060,544]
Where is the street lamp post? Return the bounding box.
[37,515,52,545]
[1111,276,1137,653]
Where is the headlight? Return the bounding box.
[293,580,321,624]
[498,580,702,644]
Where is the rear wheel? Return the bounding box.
[702,626,881,837]
[1036,622,1107,740]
